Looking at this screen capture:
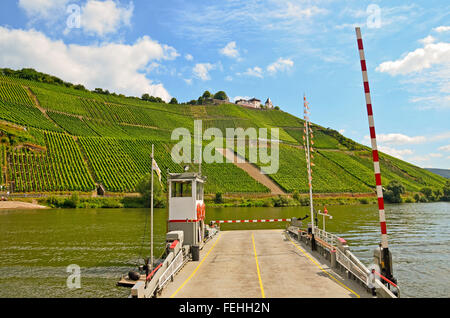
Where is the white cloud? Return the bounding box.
[242,66,263,78]
[0,26,176,101]
[373,133,426,145]
[438,145,450,152]
[429,153,443,158]
[225,75,233,81]
[377,146,413,159]
[377,33,450,110]
[419,35,436,45]
[338,129,345,134]
[80,0,134,36]
[434,26,450,33]
[18,0,68,20]
[376,41,450,75]
[184,78,192,85]
[185,54,193,61]
[192,63,215,81]
[220,41,240,59]
[267,58,294,75]
[409,155,430,163]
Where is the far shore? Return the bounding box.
[0,201,48,210]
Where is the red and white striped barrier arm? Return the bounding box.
[211,218,291,224]
[355,27,388,249]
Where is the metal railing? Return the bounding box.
[313,227,338,248]
[158,250,184,288]
[335,248,370,285]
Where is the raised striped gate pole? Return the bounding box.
[355,27,394,282]
[303,95,316,251]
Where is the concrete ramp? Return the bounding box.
[217,148,285,195]
[160,230,366,298]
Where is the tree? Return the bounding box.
[141,93,150,101]
[187,99,197,105]
[420,187,434,201]
[274,106,280,110]
[442,181,450,201]
[169,97,178,104]
[383,180,405,203]
[213,91,228,101]
[135,173,166,208]
[214,192,223,204]
[202,91,212,99]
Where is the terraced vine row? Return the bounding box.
[0,82,34,106]
[78,137,183,192]
[8,132,95,192]
[47,111,98,136]
[202,162,270,193]
[244,143,371,193]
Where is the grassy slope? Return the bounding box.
[0,74,447,194]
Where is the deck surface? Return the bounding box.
[160,229,369,298]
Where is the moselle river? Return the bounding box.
[0,202,448,298]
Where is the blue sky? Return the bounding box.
[0,0,449,168]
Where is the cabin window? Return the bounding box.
[171,181,192,197]
[196,182,203,200]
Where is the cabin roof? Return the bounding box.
[168,172,206,182]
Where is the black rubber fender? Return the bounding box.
[128,271,140,281]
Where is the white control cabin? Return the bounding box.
[167,172,206,247]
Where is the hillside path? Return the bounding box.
[217,148,285,195]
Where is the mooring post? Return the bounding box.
[330,249,337,268]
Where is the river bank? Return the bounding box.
[0,201,48,209]
[1,190,445,210]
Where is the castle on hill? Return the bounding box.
[235,97,273,109]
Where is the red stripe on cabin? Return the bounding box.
[169,219,200,223]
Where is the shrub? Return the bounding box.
[383,180,405,203]
[272,195,289,207]
[63,192,79,208]
[442,181,450,201]
[136,173,166,208]
[299,197,310,206]
[214,192,223,204]
[359,198,369,204]
[420,187,434,201]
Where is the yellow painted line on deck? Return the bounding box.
[287,235,360,298]
[252,233,265,298]
[170,233,223,298]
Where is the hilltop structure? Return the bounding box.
[203,98,229,105]
[235,98,261,109]
[265,97,273,109]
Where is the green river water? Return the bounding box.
[0,202,448,298]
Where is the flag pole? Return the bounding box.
[151,144,154,269]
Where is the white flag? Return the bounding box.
[152,158,162,185]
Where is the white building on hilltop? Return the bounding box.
[265,97,273,109]
[235,97,261,108]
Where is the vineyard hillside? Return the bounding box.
[0,71,446,195]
